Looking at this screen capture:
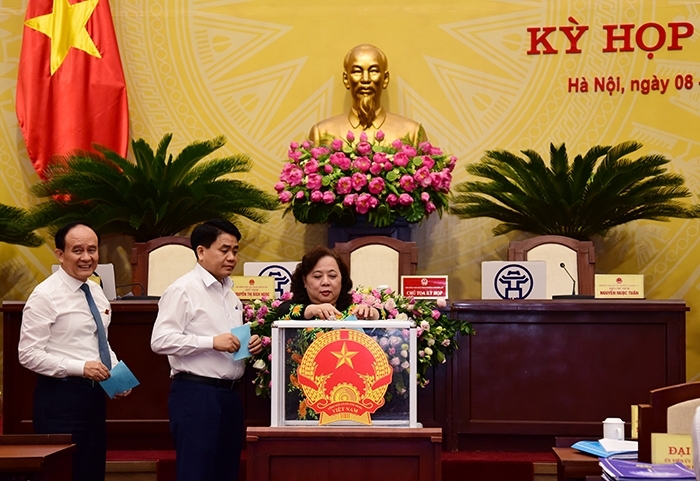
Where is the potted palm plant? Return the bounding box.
[29,133,279,240]
[27,133,279,294]
[450,141,700,240]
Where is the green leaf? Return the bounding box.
[436,351,445,363]
[28,134,280,241]
[0,204,44,247]
[450,142,700,239]
[386,170,399,182]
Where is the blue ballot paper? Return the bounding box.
[231,323,251,361]
[338,314,364,332]
[100,361,140,399]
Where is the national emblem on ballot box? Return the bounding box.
[270,320,419,427]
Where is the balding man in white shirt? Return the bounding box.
[19,221,129,481]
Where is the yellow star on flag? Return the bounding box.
[25,0,102,75]
[331,342,359,369]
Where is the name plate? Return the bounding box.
[401,275,448,299]
[595,274,644,298]
[231,276,275,300]
[651,433,693,468]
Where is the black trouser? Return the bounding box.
[33,375,107,481]
[169,376,244,481]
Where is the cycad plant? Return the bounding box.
[0,204,44,247]
[450,141,700,240]
[29,134,279,241]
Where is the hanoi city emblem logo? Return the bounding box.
[258,264,292,298]
[297,329,392,425]
[494,264,535,299]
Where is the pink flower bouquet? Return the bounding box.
[275,131,456,227]
[244,287,474,400]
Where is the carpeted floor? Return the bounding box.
[114,449,556,481]
[7,417,555,481]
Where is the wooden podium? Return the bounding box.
[246,427,442,481]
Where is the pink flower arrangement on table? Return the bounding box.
[350,286,474,391]
[275,130,456,227]
[243,287,474,400]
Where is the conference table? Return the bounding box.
[1,298,688,451]
[0,435,75,481]
[449,299,687,451]
[552,447,601,481]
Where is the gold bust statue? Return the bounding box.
[309,44,426,146]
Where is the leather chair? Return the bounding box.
[334,236,418,292]
[508,235,595,298]
[130,236,194,296]
[637,381,700,462]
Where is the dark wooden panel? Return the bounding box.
[269,456,419,481]
[450,299,687,450]
[247,427,441,481]
[99,301,200,448]
[3,299,687,452]
[3,301,259,449]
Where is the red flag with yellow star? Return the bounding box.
[16,0,128,179]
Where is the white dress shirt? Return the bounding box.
[151,262,244,380]
[19,267,118,378]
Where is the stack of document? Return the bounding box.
[572,439,638,460]
[599,458,694,480]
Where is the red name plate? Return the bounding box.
[400,276,448,299]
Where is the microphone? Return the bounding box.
[551,263,594,300]
[559,262,576,295]
[115,283,150,299]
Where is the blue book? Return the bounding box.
[599,458,694,480]
[572,440,638,459]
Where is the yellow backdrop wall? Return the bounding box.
[1,1,700,388]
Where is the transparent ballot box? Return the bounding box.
[271,320,418,427]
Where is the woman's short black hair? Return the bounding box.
[290,246,354,311]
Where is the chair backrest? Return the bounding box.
[637,381,700,462]
[334,236,418,292]
[130,236,194,296]
[692,407,700,480]
[508,235,595,297]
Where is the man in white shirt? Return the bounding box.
[151,219,262,481]
[19,221,129,481]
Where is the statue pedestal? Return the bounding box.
[327,215,413,248]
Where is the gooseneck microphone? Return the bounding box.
[552,263,594,300]
[559,262,576,295]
